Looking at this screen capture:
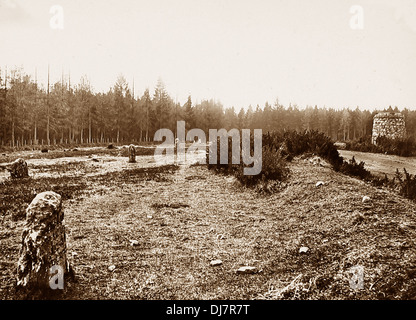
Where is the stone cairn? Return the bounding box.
[8,158,29,179]
[372,112,406,145]
[128,144,136,163]
[16,191,70,292]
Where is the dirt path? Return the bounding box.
[339,149,416,178]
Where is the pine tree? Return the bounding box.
[184,95,195,131]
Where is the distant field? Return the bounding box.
[339,150,416,179]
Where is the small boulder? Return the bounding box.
[210,260,223,267]
[352,211,365,224]
[8,158,29,179]
[299,246,309,254]
[316,181,325,187]
[108,265,116,272]
[236,266,257,274]
[129,240,139,246]
[362,196,371,203]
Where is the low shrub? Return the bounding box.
[340,156,371,180]
[234,145,289,188]
[346,136,416,157]
[376,136,415,157]
[395,168,416,201]
[207,134,288,188]
[207,130,377,190]
[264,130,343,169]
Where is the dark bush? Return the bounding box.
[395,168,416,201]
[207,134,288,188]
[207,129,379,191]
[340,156,371,180]
[346,135,415,157]
[234,145,289,187]
[376,136,415,157]
[345,136,379,153]
[264,130,343,169]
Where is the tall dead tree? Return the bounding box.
[47,65,50,145]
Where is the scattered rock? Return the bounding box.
[129,240,139,246]
[108,265,116,272]
[236,266,257,274]
[316,181,325,187]
[8,158,29,179]
[352,211,365,224]
[210,260,223,266]
[299,246,309,254]
[362,196,371,203]
[334,142,347,149]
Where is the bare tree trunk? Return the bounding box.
[34,121,37,144]
[47,66,50,145]
[146,103,149,142]
[11,118,15,147]
[89,116,91,144]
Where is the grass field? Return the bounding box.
[1,147,416,299]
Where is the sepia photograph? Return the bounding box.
[1,0,416,310]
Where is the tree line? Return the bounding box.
[1,67,416,147]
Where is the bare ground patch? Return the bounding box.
[1,155,416,300]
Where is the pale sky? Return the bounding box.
[1,0,416,111]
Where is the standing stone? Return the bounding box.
[128,144,136,163]
[17,191,70,290]
[8,158,29,179]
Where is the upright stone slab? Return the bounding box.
[17,191,69,290]
[9,158,29,179]
[128,144,136,163]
